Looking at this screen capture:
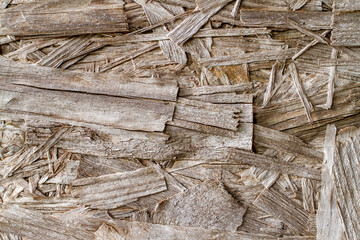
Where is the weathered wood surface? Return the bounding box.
[151,180,246,231]
[254,188,311,236]
[254,124,323,161]
[24,121,253,160]
[333,0,360,11]
[239,10,332,30]
[0,205,94,239]
[167,0,232,45]
[289,62,313,123]
[255,84,360,140]
[332,127,360,240]
[199,48,296,67]
[316,125,344,240]
[0,56,179,101]
[69,167,167,209]
[97,221,278,240]
[174,98,240,130]
[0,0,129,36]
[0,88,175,132]
[331,12,360,46]
[0,0,360,239]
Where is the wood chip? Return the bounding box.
[0,56,179,101]
[174,98,240,131]
[324,48,338,109]
[0,0,128,36]
[332,127,360,240]
[289,0,310,10]
[239,10,332,30]
[0,205,94,239]
[151,180,246,231]
[316,125,344,240]
[97,220,278,240]
[69,167,167,209]
[199,48,296,67]
[167,0,232,45]
[331,12,360,46]
[254,188,311,235]
[253,124,323,161]
[289,62,313,123]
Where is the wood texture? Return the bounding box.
[199,48,296,67]
[0,205,94,239]
[0,1,359,239]
[254,124,323,161]
[0,0,128,36]
[167,0,232,45]
[254,188,311,236]
[0,88,175,132]
[331,12,360,46]
[98,220,278,240]
[332,127,360,240]
[333,0,360,11]
[0,56,179,101]
[289,62,313,123]
[151,180,246,231]
[239,10,332,30]
[69,167,167,209]
[316,125,344,240]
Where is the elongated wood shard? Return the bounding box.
[289,62,313,123]
[199,48,296,67]
[239,10,332,30]
[325,49,338,109]
[289,0,310,10]
[151,180,246,231]
[332,127,360,240]
[228,149,321,180]
[254,188,311,235]
[134,0,188,65]
[167,0,232,45]
[0,88,175,132]
[36,35,93,68]
[179,83,253,97]
[254,124,323,161]
[0,206,94,240]
[250,149,294,189]
[98,221,277,240]
[333,0,360,11]
[174,98,240,131]
[69,167,167,209]
[0,127,70,178]
[0,56,179,101]
[331,12,360,46]
[255,84,360,139]
[0,0,128,36]
[94,223,123,240]
[316,125,344,240]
